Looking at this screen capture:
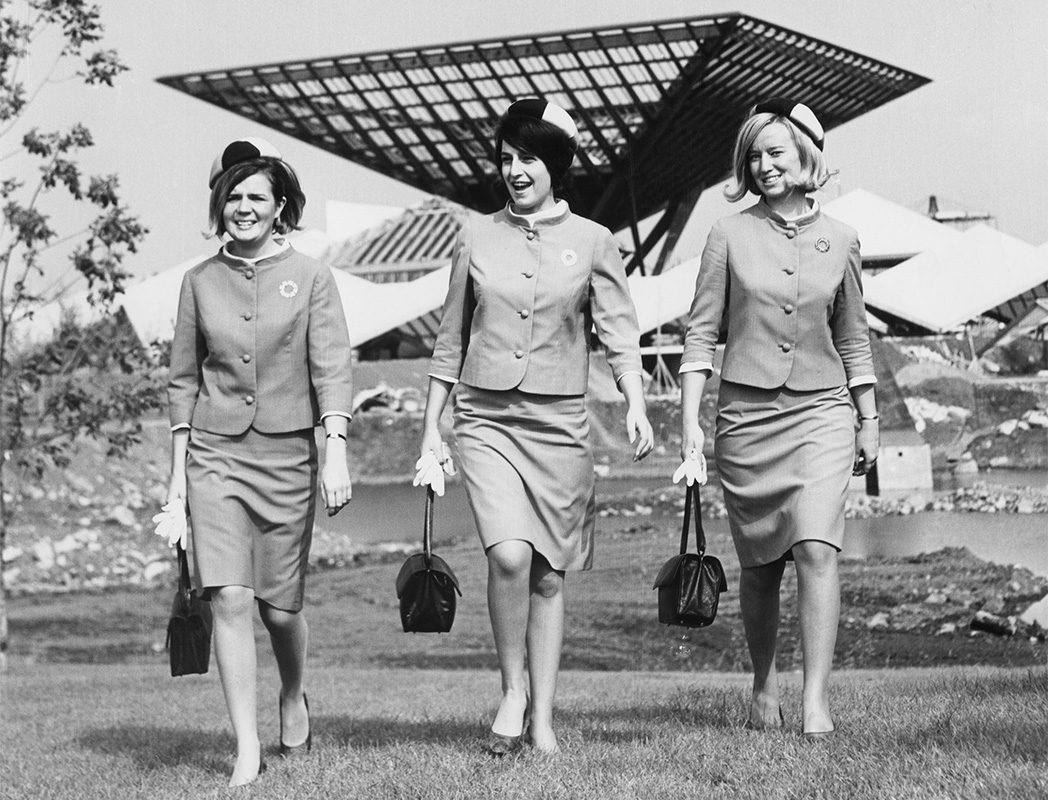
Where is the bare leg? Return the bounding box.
[259,602,310,748]
[211,585,262,786]
[792,541,840,734]
[738,558,787,728]
[486,540,532,736]
[527,554,565,752]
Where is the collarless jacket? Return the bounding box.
[428,205,642,395]
[168,246,353,435]
[681,200,875,390]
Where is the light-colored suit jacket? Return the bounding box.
[681,201,875,390]
[429,205,642,394]
[168,246,353,435]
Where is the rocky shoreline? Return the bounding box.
[4,466,1047,597]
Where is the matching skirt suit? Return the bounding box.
[680,200,876,567]
[168,245,353,610]
[429,203,643,571]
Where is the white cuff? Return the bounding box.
[428,373,459,385]
[614,370,644,383]
[320,411,353,423]
[170,423,191,432]
[678,361,714,375]
[847,375,878,388]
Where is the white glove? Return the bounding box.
[672,451,708,486]
[413,448,456,497]
[152,502,188,549]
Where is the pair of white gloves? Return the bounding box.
[672,450,708,487]
[152,501,188,549]
[412,445,457,496]
[413,445,705,492]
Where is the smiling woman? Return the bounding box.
[166,138,354,787]
[221,174,286,257]
[418,97,654,757]
[679,98,878,740]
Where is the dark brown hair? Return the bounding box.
[208,157,306,237]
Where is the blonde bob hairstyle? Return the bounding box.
[723,113,830,203]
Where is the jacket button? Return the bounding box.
[523,270,534,278]
[783,304,795,314]
[784,266,795,275]
[242,354,252,363]
[526,231,536,241]
[519,309,530,318]
[244,270,255,279]
[514,350,525,359]
[242,312,252,321]
[244,395,255,405]
[781,343,793,353]
[786,230,796,239]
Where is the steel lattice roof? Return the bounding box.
[159,13,929,232]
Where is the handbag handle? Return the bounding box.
[423,486,435,568]
[176,541,192,595]
[679,483,706,558]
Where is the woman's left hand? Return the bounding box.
[626,405,655,462]
[853,418,880,475]
[321,442,353,516]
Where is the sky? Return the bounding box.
[14,0,1048,288]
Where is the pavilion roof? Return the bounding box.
[158,13,929,231]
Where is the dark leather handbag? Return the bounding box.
[395,487,462,633]
[653,483,728,628]
[166,543,213,676]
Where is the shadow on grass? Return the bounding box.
[321,715,481,748]
[76,726,233,776]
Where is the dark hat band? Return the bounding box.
[208,137,282,188]
[504,98,579,146]
[752,97,825,150]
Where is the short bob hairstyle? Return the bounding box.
[723,112,830,203]
[495,114,577,192]
[208,157,306,237]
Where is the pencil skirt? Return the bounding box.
[453,384,596,572]
[714,381,854,568]
[186,427,318,612]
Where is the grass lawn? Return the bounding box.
[5,476,1047,798]
[1,663,1046,799]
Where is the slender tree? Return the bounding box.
[0,1,159,673]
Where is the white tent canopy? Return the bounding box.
[822,188,962,261]
[863,225,1048,332]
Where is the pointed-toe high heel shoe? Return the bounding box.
[279,692,312,757]
[484,699,530,757]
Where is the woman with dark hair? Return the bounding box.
[679,99,878,739]
[418,99,653,755]
[165,138,353,786]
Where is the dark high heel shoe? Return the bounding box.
[484,729,524,756]
[484,699,529,757]
[279,692,312,757]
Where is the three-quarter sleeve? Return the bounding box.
[830,235,876,386]
[589,228,642,384]
[428,223,474,383]
[680,222,729,374]
[307,266,354,419]
[167,273,205,429]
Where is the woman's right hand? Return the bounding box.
[680,424,706,463]
[166,471,187,510]
[419,426,445,462]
